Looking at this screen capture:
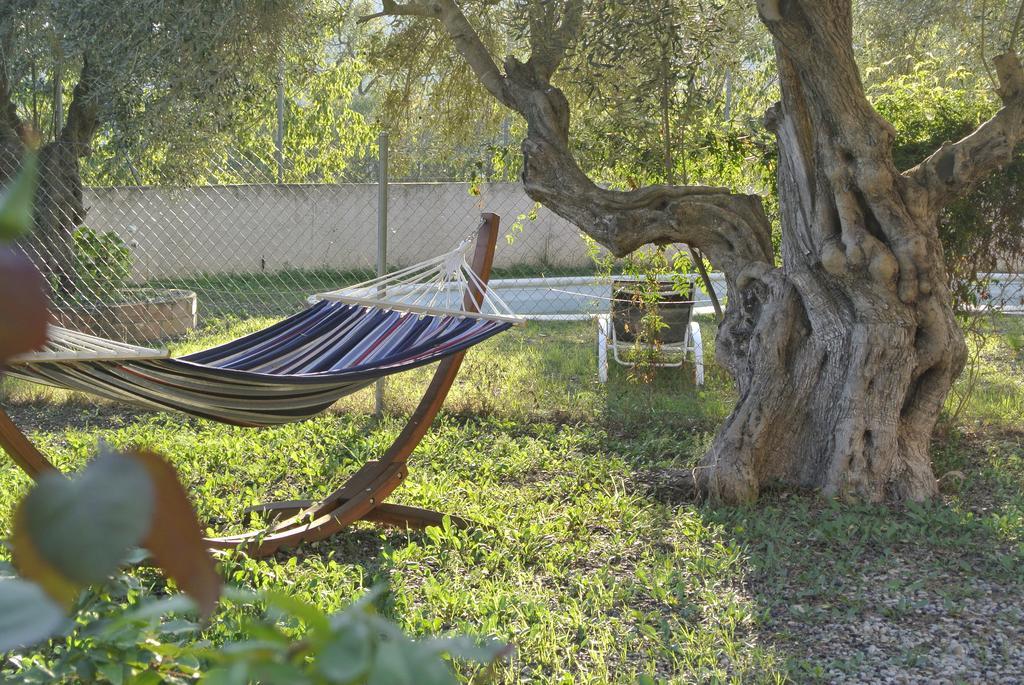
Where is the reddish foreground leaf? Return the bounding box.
[128,449,221,617]
[0,248,48,363]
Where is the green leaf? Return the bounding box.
[222,586,260,605]
[262,590,331,636]
[218,639,286,658]
[315,619,372,682]
[406,645,458,685]
[0,155,38,241]
[236,616,291,646]
[97,661,127,685]
[154,619,201,636]
[366,640,418,685]
[246,662,314,685]
[19,444,155,586]
[420,635,506,663]
[114,594,198,626]
[131,670,164,685]
[198,663,249,685]
[0,578,67,652]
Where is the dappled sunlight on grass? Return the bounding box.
[1,313,1022,681]
[947,316,1024,430]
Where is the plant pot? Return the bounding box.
[52,289,197,344]
[611,279,692,344]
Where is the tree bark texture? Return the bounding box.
[699,1,970,503]
[372,0,1024,504]
[0,57,98,295]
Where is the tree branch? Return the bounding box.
[1009,0,1024,51]
[358,0,434,23]
[361,0,513,107]
[364,0,773,277]
[906,51,1024,212]
[759,0,887,153]
[525,0,582,83]
[59,55,100,157]
[0,51,26,145]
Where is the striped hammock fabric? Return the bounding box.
[6,300,512,426]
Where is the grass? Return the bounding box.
[0,315,1022,683]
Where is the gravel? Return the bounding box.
[762,558,1024,684]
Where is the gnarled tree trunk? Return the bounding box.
[372,0,1024,504]
[30,140,87,294]
[698,2,1023,502]
[697,4,973,503]
[320,0,1024,504]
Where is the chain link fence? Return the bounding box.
[8,132,622,348]
[14,127,1018,355]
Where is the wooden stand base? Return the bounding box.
[0,215,499,559]
[243,498,470,529]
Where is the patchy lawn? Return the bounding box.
[0,316,1021,683]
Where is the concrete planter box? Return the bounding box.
[53,289,197,343]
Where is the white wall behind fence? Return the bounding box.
[83,182,593,281]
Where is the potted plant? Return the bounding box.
[611,277,693,344]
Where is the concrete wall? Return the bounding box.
[985,273,1024,312]
[82,182,594,281]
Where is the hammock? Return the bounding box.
[0,214,515,557]
[4,227,520,426]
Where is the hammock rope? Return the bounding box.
[7,326,169,363]
[315,236,519,323]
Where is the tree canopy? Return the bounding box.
[0,0,374,184]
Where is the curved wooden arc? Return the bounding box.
[0,409,58,478]
[0,213,501,558]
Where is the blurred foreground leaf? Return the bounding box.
[13,444,221,614]
[14,445,154,602]
[0,578,66,652]
[0,155,37,241]
[0,248,49,361]
[132,448,221,616]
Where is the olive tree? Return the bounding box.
[0,0,343,293]
[364,0,1024,503]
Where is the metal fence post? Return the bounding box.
[275,61,285,185]
[374,131,389,417]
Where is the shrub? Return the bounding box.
[869,62,1024,313]
[72,226,133,301]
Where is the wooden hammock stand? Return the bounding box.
[0,213,501,558]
